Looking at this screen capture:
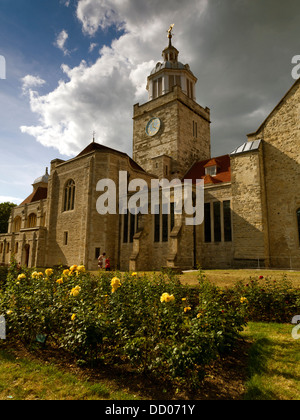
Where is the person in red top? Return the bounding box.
[105,256,111,271]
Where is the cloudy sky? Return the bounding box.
[0,0,299,204]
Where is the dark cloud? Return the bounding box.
[185,0,300,155]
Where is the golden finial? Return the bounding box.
[167,24,175,39]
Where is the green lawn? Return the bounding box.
[180,269,300,289]
[242,322,300,400]
[0,347,138,400]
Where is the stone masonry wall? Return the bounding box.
[230,146,269,267]
[247,80,300,268]
[133,87,210,178]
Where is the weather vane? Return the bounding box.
[167,24,175,39]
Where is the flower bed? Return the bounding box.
[0,261,248,389]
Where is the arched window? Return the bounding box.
[27,213,37,228]
[13,216,22,232]
[64,180,75,211]
[297,209,300,244]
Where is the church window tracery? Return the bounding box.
[64,179,75,212]
[204,200,232,243]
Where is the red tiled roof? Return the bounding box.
[182,155,231,185]
[20,187,48,205]
[203,158,218,168]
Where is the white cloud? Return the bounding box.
[76,0,125,36]
[89,42,98,53]
[0,196,23,205]
[54,30,69,55]
[21,74,46,94]
[20,0,209,157]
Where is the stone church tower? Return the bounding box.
[132,27,211,179]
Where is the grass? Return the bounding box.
[0,346,138,400]
[242,322,300,400]
[179,269,300,289]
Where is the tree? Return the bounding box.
[0,202,17,233]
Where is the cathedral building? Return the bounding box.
[1,30,300,271]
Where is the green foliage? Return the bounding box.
[0,265,248,389]
[229,275,300,323]
[0,266,8,289]
[0,202,16,233]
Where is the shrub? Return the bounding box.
[0,266,248,389]
[229,275,300,323]
[0,266,8,290]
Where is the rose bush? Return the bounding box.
[229,275,300,323]
[0,260,249,388]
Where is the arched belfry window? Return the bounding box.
[297,209,300,244]
[64,179,75,211]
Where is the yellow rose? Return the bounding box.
[70,285,81,297]
[160,293,175,303]
[111,277,121,293]
[77,265,85,273]
[184,306,192,313]
[71,313,76,321]
[240,297,248,304]
[45,268,53,277]
[111,277,121,287]
[56,278,63,285]
[17,273,26,281]
[63,269,70,276]
[70,265,78,272]
[131,272,137,276]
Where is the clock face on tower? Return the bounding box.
[145,117,161,137]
